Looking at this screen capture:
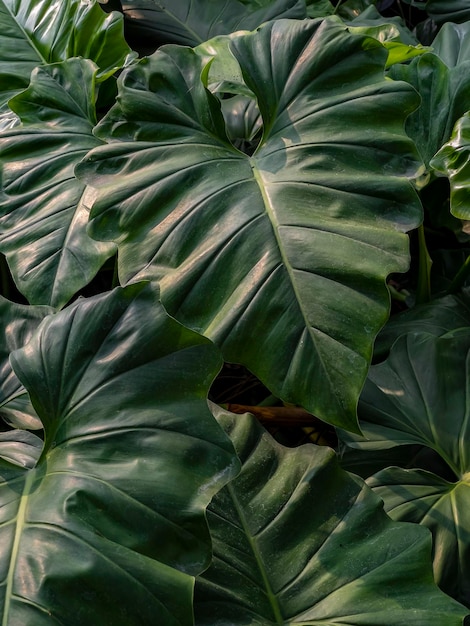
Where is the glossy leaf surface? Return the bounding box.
[194,408,466,625]
[369,469,470,607]
[389,51,470,170]
[0,297,52,430]
[432,112,470,219]
[341,330,470,607]
[426,0,470,23]
[79,18,422,431]
[0,59,115,308]
[374,288,470,358]
[120,0,306,49]
[0,282,238,624]
[0,0,134,122]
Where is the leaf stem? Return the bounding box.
[446,254,470,295]
[415,224,432,304]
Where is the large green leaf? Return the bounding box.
[78,18,422,431]
[0,59,115,308]
[425,0,470,23]
[120,0,306,50]
[0,0,135,126]
[339,330,470,607]
[0,282,238,624]
[0,297,52,430]
[194,407,466,625]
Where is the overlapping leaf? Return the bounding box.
[0,0,135,125]
[389,51,470,171]
[78,17,422,431]
[426,0,470,23]
[0,59,116,308]
[0,282,238,624]
[0,297,52,430]
[194,408,466,625]
[120,0,306,50]
[374,288,470,358]
[432,112,470,219]
[340,330,470,607]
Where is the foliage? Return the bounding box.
[0,0,470,623]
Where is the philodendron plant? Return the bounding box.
[0,0,470,623]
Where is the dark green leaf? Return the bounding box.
[389,52,470,171]
[344,330,470,478]
[425,0,470,24]
[194,407,466,625]
[120,0,306,50]
[374,288,470,359]
[0,282,238,624]
[0,297,52,430]
[432,112,470,220]
[0,59,115,308]
[0,0,135,122]
[322,327,470,608]
[369,468,470,608]
[78,18,422,431]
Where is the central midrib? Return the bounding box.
[227,482,284,624]
[2,470,36,626]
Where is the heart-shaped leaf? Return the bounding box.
[194,407,466,625]
[0,59,116,308]
[0,282,238,624]
[78,17,422,431]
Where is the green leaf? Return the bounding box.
[0,297,52,430]
[194,407,466,625]
[0,59,116,308]
[432,21,470,68]
[120,0,306,49]
[0,282,238,624]
[343,327,470,607]
[432,112,470,220]
[78,18,423,432]
[346,6,429,68]
[0,0,135,121]
[374,288,470,358]
[306,0,335,17]
[389,52,470,172]
[343,330,470,478]
[425,0,470,24]
[368,468,470,608]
